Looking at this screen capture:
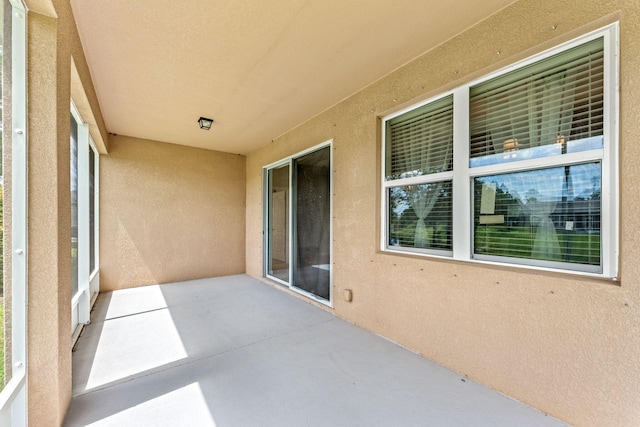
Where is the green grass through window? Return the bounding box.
[474,225,600,265]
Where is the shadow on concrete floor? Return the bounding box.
[64,275,567,427]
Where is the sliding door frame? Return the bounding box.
[264,160,291,287]
[70,101,100,342]
[263,140,333,306]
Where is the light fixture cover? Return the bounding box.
[198,116,214,130]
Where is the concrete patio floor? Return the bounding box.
[64,275,568,427]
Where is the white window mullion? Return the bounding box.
[383,170,453,188]
[452,87,471,261]
[468,149,603,178]
[380,120,389,251]
[601,24,620,278]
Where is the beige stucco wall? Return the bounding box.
[100,135,246,291]
[246,1,640,426]
[21,0,108,424]
[27,11,73,425]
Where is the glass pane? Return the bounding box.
[294,147,330,300]
[470,37,604,167]
[385,95,453,180]
[70,116,78,294]
[89,145,95,274]
[388,181,452,252]
[267,165,290,283]
[473,163,601,268]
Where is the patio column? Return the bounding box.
[27,6,73,425]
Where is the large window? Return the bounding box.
[382,25,618,277]
[385,96,453,255]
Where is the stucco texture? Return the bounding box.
[100,136,246,291]
[246,1,640,426]
[27,7,72,426]
[23,1,110,423]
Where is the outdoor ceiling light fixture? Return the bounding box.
[198,116,214,130]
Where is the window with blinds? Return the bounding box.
[469,38,604,167]
[388,181,453,251]
[384,95,453,254]
[473,163,602,272]
[470,36,606,272]
[382,26,617,276]
[385,95,453,180]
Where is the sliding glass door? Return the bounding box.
[70,104,100,340]
[267,164,290,282]
[292,148,331,300]
[265,144,332,303]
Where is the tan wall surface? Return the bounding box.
[100,136,246,291]
[246,1,640,426]
[28,8,72,427]
[23,1,110,424]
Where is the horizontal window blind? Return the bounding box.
[386,95,453,180]
[470,37,604,160]
[388,181,452,251]
[382,24,616,276]
[473,163,601,267]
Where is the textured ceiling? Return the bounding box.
[70,0,515,155]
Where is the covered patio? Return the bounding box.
[64,275,566,426]
[2,0,639,425]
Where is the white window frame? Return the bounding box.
[381,23,619,279]
[383,95,455,258]
[0,1,28,425]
